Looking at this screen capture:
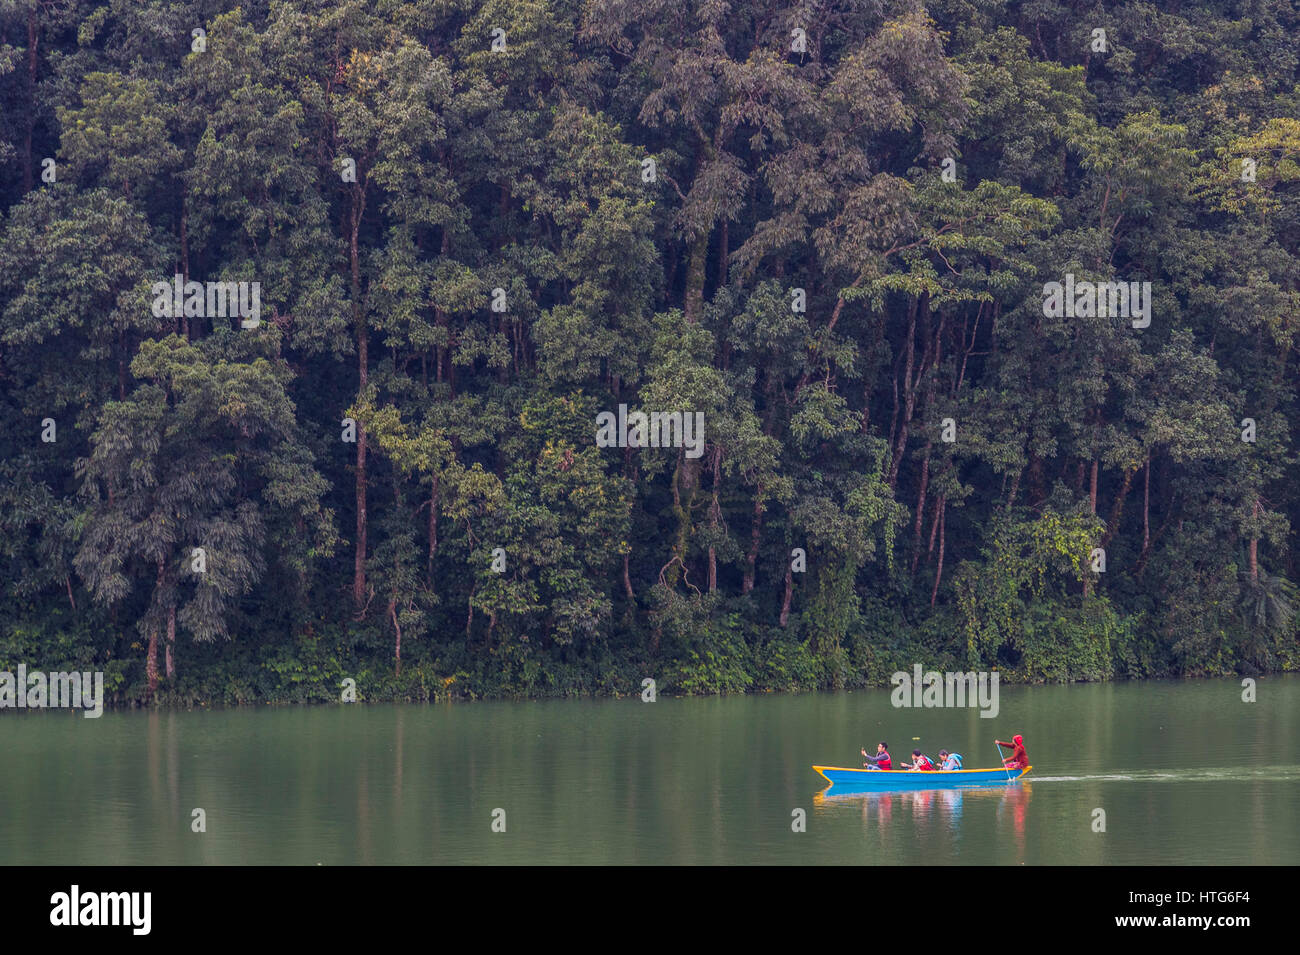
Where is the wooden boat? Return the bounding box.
[813,764,1031,790]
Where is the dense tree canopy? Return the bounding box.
[1,0,1297,703]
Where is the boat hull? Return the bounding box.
[813,765,1031,791]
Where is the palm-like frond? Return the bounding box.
[1238,568,1299,633]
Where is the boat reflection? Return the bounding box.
[997,780,1031,859]
[814,782,1033,837]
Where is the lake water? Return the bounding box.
[2,676,1296,864]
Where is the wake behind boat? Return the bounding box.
[814,765,1032,791]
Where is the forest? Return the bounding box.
[1,0,1298,706]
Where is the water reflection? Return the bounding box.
[938,788,963,828]
[815,782,1032,841]
[997,782,1031,862]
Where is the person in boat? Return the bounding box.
[938,749,963,771]
[899,749,935,771]
[861,742,892,770]
[996,734,1028,769]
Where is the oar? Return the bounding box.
[995,741,1012,781]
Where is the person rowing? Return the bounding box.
[861,741,892,771]
[899,749,935,771]
[937,749,963,770]
[995,734,1028,770]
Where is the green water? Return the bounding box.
[2,676,1296,864]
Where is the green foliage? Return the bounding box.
[955,508,1103,668]
[2,0,1299,707]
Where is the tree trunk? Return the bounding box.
[684,232,709,324]
[392,480,403,674]
[779,564,794,627]
[887,360,900,460]
[927,489,942,558]
[1142,453,1151,557]
[165,604,176,680]
[351,185,369,610]
[1249,497,1260,582]
[664,243,678,307]
[930,495,947,607]
[911,444,931,575]
[1028,449,1045,504]
[354,405,368,609]
[427,473,439,589]
[707,446,721,593]
[1099,466,1138,548]
[718,218,728,286]
[683,132,720,324]
[146,627,158,698]
[910,328,940,572]
[390,597,402,676]
[622,443,635,602]
[743,484,764,594]
[666,449,696,588]
[150,557,165,694]
[886,295,921,490]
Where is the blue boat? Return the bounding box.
[813,764,1032,791]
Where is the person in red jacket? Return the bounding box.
[900,749,935,771]
[861,742,892,771]
[996,734,1029,769]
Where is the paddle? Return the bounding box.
[995,741,1012,781]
